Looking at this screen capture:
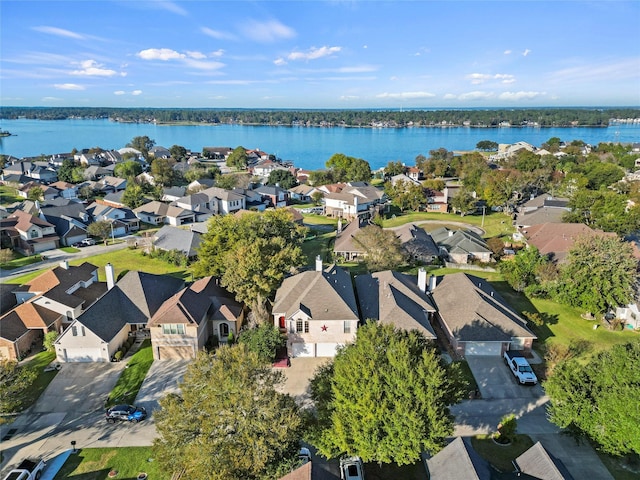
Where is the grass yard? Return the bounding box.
[53,447,168,480]
[302,230,335,265]
[106,340,153,407]
[302,214,339,226]
[19,350,58,411]
[0,253,46,270]
[471,434,535,472]
[60,246,80,253]
[0,185,22,205]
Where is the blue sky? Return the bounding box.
[2,0,639,108]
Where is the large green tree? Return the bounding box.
[238,323,286,363]
[499,246,550,293]
[0,360,36,413]
[267,169,297,189]
[153,345,303,480]
[114,160,142,179]
[554,235,636,314]
[545,341,640,456]
[353,224,406,271]
[87,220,112,245]
[194,209,307,321]
[227,146,248,170]
[121,183,146,209]
[127,135,155,159]
[57,158,77,183]
[150,157,176,186]
[309,323,463,464]
[326,153,372,183]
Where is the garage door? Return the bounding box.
[291,342,314,357]
[63,348,104,362]
[316,343,339,357]
[465,342,502,356]
[158,346,194,360]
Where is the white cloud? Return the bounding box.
[243,19,296,43]
[114,90,126,95]
[209,49,225,58]
[443,93,457,100]
[376,91,436,100]
[548,58,640,83]
[274,58,287,66]
[494,74,515,84]
[523,49,532,57]
[186,51,207,60]
[183,58,225,71]
[54,83,85,90]
[287,46,341,61]
[504,50,512,55]
[201,27,236,41]
[499,91,545,100]
[137,48,185,61]
[467,73,515,84]
[151,1,188,16]
[132,90,143,96]
[457,91,495,101]
[467,73,492,84]
[70,60,118,77]
[340,95,360,101]
[32,26,84,39]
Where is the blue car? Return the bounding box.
[106,404,147,423]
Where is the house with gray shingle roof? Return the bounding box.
[430,227,492,264]
[355,269,437,340]
[395,223,440,263]
[152,225,202,258]
[133,200,196,226]
[333,218,367,261]
[54,268,184,362]
[272,258,359,357]
[431,273,536,356]
[424,437,494,480]
[200,186,246,215]
[514,441,574,479]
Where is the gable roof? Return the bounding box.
[425,437,493,480]
[153,225,202,257]
[273,265,359,321]
[355,270,436,339]
[395,224,440,257]
[333,219,366,255]
[431,227,490,255]
[74,271,184,341]
[148,283,212,327]
[2,302,61,330]
[431,273,536,342]
[515,442,575,480]
[25,262,99,294]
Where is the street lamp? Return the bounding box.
[481,205,486,228]
[71,440,77,453]
[110,220,115,245]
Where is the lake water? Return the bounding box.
[1,118,639,171]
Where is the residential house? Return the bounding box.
[18,182,58,201]
[389,173,421,186]
[38,200,90,247]
[615,280,640,330]
[173,192,215,222]
[395,223,440,263]
[94,175,127,194]
[272,258,359,357]
[4,161,58,184]
[82,165,111,181]
[162,186,187,202]
[86,201,140,235]
[202,146,233,160]
[431,273,537,356]
[201,186,246,215]
[0,261,106,361]
[100,190,127,208]
[149,146,171,159]
[333,218,366,261]
[323,184,386,220]
[425,437,493,479]
[152,225,201,258]
[288,184,322,203]
[233,187,268,211]
[430,227,492,264]
[407,166,423,181]
[49,181,78,200]
[0,209,60,254]
[54,267,184,362]
[278,462,334,480]
[515,194,570,228]
[424,188,448,213]
[133,201,196,226]
[251,158,289,178]
[187,178,215,192]
[356,269,437,340]
[514,441,575,479]
[254,185,289,208]
[517,222,617,263]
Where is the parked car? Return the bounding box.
[298,447,312,464]
[106,404,147,423]
[2,458,46,480]
[504,351,538,385]
[82,238,96,246]
[340,456,364,480]
[72,241,86,248]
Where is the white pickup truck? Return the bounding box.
[2,458,46,480]
[504,351,538,385]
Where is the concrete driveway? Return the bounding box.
[278,357,331,408]
[135,360,189,413]
[466,356,544,400]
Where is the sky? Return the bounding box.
[1,0,639,109]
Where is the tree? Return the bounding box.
[545,341,640,456]
[127,135,155,159]
[57,158,77,182]
[227,146,248,170]
[169,144,188,161]
[153,345,303,480]
[554,235,636,314]
[0,249,15,265]
[449,190,476,216]
[114,160,142,179]
[0,360,37,414]
[215,173,238,190]
[309,323,463,464]
[311,191,324,205]
[121,183,146,209]
[498,246,549,292]
[326,153,371,183]
[78,184,95,201]
[422,178,445,192]
[27,186,43,201]
[383,160,405,177]
[87,220,112,245]
[150,157,176,186]
[43,331,59,351]
[238,323,286,363]
[267,169,297,189]
[353,224,406,271]
[194,210,307,321]
[476,140,498,151]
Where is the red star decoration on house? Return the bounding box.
[321,325,328,331]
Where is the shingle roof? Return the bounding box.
[395,224,440,257]
[0,312,30,341]
[431,273,536,342]
[333,219,366,255]
[355,270,436,339]
[273,265,359,321]
[153,225,201,257]
[148,283,213,327]
[26,262,98,294]
[431,227,490,255]
[516,442,574,480]
[425,437,493,480]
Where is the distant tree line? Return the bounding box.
[1,106,639,127]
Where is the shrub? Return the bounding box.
[496,413,517,443]
[114,350,124,362]
[43,331,59,352]
[522,311,545,327]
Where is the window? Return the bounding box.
[72,326,77,336]
[219,323,229,338]
[344,321,351,334]
[162,324,185,335]
[304,321,309,333]
[30,229,39,238]
[296,319,303,333]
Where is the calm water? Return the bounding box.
[1,118,639,171]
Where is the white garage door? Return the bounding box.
[465,342,502,356]
[291,342,315,357]
[63,348,104,362]
[316,343,339,357]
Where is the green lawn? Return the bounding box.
[302,214,339,226]
[106,340,153,407]
[20,350,58,411]
[60,246,81,253]
[53,447,168,480]
[302,231,335,265]
[0,185,22,205]
[0,253,45,270]
[471,434,535,472]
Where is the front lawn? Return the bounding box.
[53,447,168,480]
[471,434,535,472]
[0,185,22,205]
[19,350,58,410]
[106,340,153,407]
[0,253,45,270]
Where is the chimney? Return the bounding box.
[428,275,437,292]
[418,268,427,293]
[105,263,116,290]
[60,260,69,270]
[315,255,323,272]
[448,230,454,237]
[337,218,342,234]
